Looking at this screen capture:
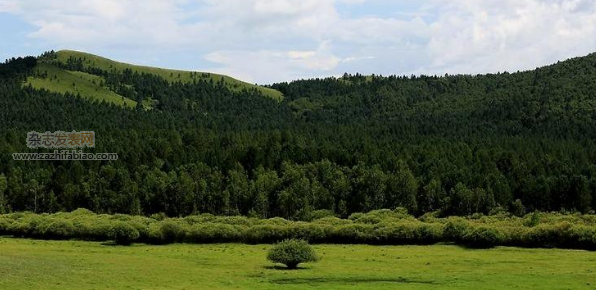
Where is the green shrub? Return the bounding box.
[330,224,375,244]
[150,212,167,221]
[377,223,418,244]
[522,224,556,248]
[418,211,441,222]
[353,210,405,224]
[522,222,573,248]
[416,223,444,244]
[17,216,45,237]
[569,225,596,250]
[444,219,470,242]
[373,222,443,245]
[510,199,526,217]
[3,209,596,250]
[267,239,319,269]
[77,220,112,241]
[462,226,505,248]
[312,216,353,226]
[147,223,164,244]
[243,225,289,244]
[500,226,527,246]
[347,212,365,221]
[109,222,140,245]
[259,217,291,226]
[35,219,76,240]
[356,215,383,224]
[70,208,94,216]
[183,213,216,225]
[304,209,336,221]
[127,221,150,241]
[212,216,253,226]
[394,207,411,217]
[187,223,241,243]
[0,218,11,235]
[524,212,541,227]
[157,221,185,244]
[287,223,330,243]
[47,219,75,239]
[9,221,33,237]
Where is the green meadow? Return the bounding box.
[0,238,594,290]
[25,63,138,108]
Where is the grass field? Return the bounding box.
[0,238,594,290]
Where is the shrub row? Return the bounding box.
[445,219,596,249]
[1,209,596,250]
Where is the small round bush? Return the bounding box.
[109,222,140,245]
[267,239,319,269]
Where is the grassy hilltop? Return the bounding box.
[24,50,283,108]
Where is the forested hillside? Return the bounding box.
[24,50,283,107]
[1,51,596,219]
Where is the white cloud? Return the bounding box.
[1,0,596,83]
[1,0,192,49]
[418,0,596,75]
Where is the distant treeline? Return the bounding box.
[1,53,596,218]
[2,209,596,250]
[0,56,36,77]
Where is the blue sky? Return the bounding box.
[1,0,595,84]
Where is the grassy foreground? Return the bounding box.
[0,238,595,290]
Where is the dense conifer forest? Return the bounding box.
[2,51,596,219]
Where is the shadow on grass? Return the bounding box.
[271,277,438,285]
[100,241,135,247]
[264,265,310,271]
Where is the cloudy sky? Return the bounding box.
[1,0,595,84]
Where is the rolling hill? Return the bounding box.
[24,50,283,108]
